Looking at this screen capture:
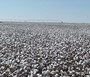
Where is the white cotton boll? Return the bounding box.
[1,66,5,69]
[37,74,42,77]
[58,59,61,61]
[21,51,24,54]
[9,59,12,63]
[24,66,27,70]
[85,75,90,77]
[33,69,38,74]
[6,68,10,72]
[51,70,55,75]
[5,61,10,64]
[45,70,50,74]
[13,75,17,77]
[42,71,47,75]
[47,66,50,70]
[30,70,33,77]
[33,64,38,68]
[76,71,80,75]
[79,47,82,50]
[39,47,42,50]
[21,59,25,64]
[16,58,20,63]
[89,71,90,74]
[55,74,59,77]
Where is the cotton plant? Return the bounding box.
[0,23,90,77]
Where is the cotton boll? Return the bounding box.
[55,74,59,77]
[37,74,42,77]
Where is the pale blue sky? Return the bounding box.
[0,0,90,23]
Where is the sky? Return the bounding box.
[0,0,90,23]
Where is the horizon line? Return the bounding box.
[0,20,90,24]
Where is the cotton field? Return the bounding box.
[0,22,90,77]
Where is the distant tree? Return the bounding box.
[61,21,63,23]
